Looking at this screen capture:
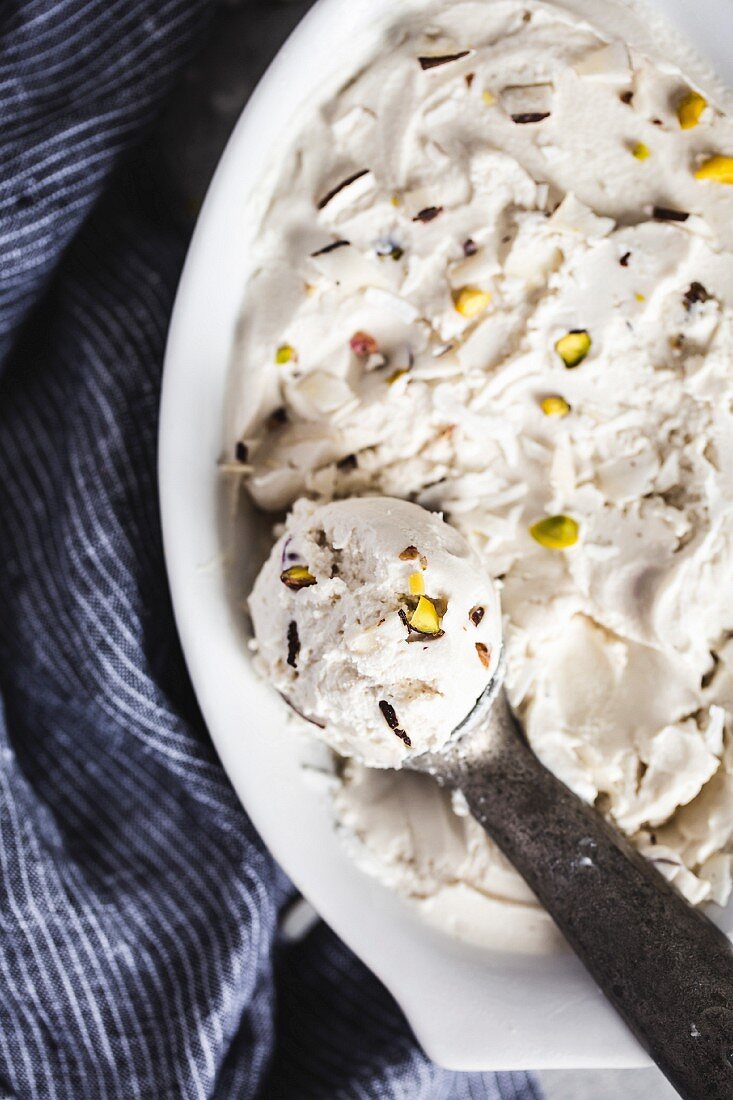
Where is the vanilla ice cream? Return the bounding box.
[248,497,502,768]
[231,0,733,942]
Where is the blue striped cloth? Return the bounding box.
[0,1,544,1096]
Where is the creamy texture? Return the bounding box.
[233,0,733,942]
[248,497,502,768]
[332,762,562,952]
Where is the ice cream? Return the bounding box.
[231,0,733,940]
[248,497,502,768]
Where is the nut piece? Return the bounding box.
[694,155,733,184]
[399,546,420,561]
[378,700,412,747]
[413,206,443,223]
[275,344,296,365]
[418,51,470,71]
[652,206,689,222]
[684,282,711,308]
[541,395,571,417]
[408,572,425,595]
[350,331,379,357]
[287,621,300,669]
[632,142,651,161]
[475,642,491,669]
[555,330,591,368]
[677,91,707,130]
[529,515,580,550]
[454,287,492,318]
[409,595,443,635]
[469,605,485,626]
[280,565,317,590]
[482,90,496,106]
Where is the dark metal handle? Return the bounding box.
[456,693,733,1100]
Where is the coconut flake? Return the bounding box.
[574,41,631,84]
[500,83,554,122]
[549,193,615,238]
[363,287,420,323]
[317,170,375,216]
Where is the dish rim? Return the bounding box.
[159,0,733,1070]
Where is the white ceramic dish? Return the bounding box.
[159,0,733,1070]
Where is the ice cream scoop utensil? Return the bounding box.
[414,680,733,1100]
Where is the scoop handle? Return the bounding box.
[456,691,733,1100]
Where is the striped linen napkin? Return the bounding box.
[0,1,545,1096]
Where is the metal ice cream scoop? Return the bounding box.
[409,659,733,1100]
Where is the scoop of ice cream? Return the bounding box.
[248,496,502,768]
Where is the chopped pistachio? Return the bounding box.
[399,545,428,568]
[350,331,379,357]
[408,572,425,595]
[476,642,491,669]
[529,514,579,550]
[275,344,296,365]
[555,330,591,368]
[280,565,317,590]
[635,292,646,302]
[694,155,733,184]
[386,368,407,385]
[454,286,491,319]
[470,605,485,626]
[541,395,570,417]
[677,91,707,130]
[482,90,496,106]
[375,238,404,261]
[632,142,651,161]
[409,595,443,634]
